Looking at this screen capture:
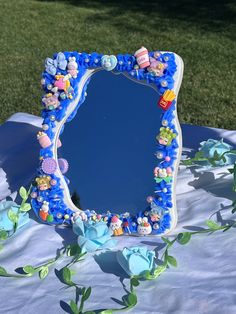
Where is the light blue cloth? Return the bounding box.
[0,201,30,236]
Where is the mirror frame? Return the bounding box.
[31,48,184,236]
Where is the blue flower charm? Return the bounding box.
[45,52,67,75]
[199,138,236,166]
[101,55,117,71]
[73,217,116,253]
[117,246,155,276]
[0,201,29,236]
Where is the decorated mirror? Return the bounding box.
[31,48,184,236]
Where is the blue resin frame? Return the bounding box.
[31,48,184,236]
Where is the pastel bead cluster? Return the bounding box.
[31,47,178,235]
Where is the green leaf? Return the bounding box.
[23,265,35,274]
[130,277,140,287]
[153,265,167,277]
[0,266,8,276]
[161,237,172,245]
[232,207,236,214]
[39,266,49,279]
[62,267,72,285]
[167,255,177,267]
[19,186,28,200]
[206,220,221,230]
[83,287,92,302]
[228,168,234,174]
[83,311,96,314]
[213,150,220,159]
[7,209,18,223]
[177,232,191,245]
[20,203,31,212]
[99,310,113,314]
[0,230,8,240]
[70,269,77,276]
[70,300,79,314]
[223,225,232,232]
[67,244,81,257]
[127,293,137,306]
[195,151,204,159]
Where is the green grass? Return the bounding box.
[0,0,236,129]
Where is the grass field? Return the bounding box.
[0,0,236,129]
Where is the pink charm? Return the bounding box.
[154,167,159,176]
[165,156,171,162]
[166,167,172,175]
[147,57,166,76]
[37,132,52,148]
[41,158,57,174]
[57,138,62,148]
[54,78,66,90]
[50,179,57,186]
[146,196,154,203]
[134,47,150,69]
[67,57,78,78]
[30,192,37,198]
[58,158,69,174]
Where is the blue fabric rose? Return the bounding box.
[117,246,155,276]
[0,201,30,236]
[73,218,116,253]
[199,138,236,166]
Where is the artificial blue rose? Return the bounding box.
[117,246,155,276]
[0,201,30,236]
[72,218,116,253]
[199,138,236,166]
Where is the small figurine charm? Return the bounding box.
[67,57,78,78]
[149,201,164,222]
[147,57,166,77]
[137,217,152,235]
[42,93,60,110]
[35,176,51,191]
[109,216,123,236]
[156,127,177,146]
[154,167,172,183]
[39,201,49,221]
[101,55,118,71]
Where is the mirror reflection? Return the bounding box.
[60,71,162,215]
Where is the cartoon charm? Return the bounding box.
[42,93,60,110]
[39,201,49,221]
[50,74,74,100]
[158,89,176,110]
[149,201,164,223]
[147,57,166,77]
[156,127,177,146]
[109,216,123,236]
[35,176,51,191]
[154,167,172,183]
[137,217,152,235]
[67,57,78,78]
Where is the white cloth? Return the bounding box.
[0,113,236,314]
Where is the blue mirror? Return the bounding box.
[60,71,160,215]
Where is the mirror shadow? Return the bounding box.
[60,70,162,215]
